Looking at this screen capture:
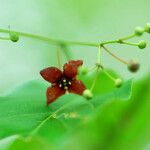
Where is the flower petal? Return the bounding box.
[40,67,62,83]
[63,60,83,78]
[47,85,65,105]
[69,79,86,95]
[68,60,83,66]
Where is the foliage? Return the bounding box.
[0,72,132,150]
[0,0,150,150]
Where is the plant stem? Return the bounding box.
[90,67,100,92]
[102,45,128,65]
[119,33,136,41]
[98,45,101,64]
[121,41,139,46]
[57,46,61,69]
[101,68,116,82]
[100,34,136,45]
[101,40,119,45]
[0,28,138,48]
[0,37,10,40]
[0,28,99,47]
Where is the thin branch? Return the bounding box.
[0,28,99,47]
[102,45,128,65]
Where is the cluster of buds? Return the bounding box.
[77,23,150,100]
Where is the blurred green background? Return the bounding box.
[0,1,150,150]
[0,0,150,94]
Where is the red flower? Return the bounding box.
[40,60,86,105]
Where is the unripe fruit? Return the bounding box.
[138,40,146,49]
[144,23,150,33]
[134,26,144,36]
[115,78,123,88]
[9,32,19,42]
[83,89,93,99]
[128,59,140,73]
[78,66,88,75]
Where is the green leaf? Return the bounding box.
[0,80,93,139]
[8,137,50,150]
[58,75,150,150]
[0,135,19,150]
[0,75,132,142]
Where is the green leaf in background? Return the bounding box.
[0,135,19,150]
[79,70,132,97]
[0,71,132,150]
[8,137,50,150]
[58,75,150,150]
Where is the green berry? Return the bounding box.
[134,26,144,36]
[144,23,150,33]
[115,78,123,88]
[9,32,19,42]
[83,89,93,100]
[78,66,88,75]
[128,59,140,73]
[138,40,147,49]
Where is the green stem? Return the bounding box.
[57,46,61,69]
[0,37,10,40]
[0,28,99,47]
[0,28,138,48]
[90,67,100,92]
[101,34,136,46]
[121,41,139,46]
[88,66,97,71]
[119,33,136,41]
[101,68,116,82]
[98,45,101,64]
[102,45,128,65]
[101,40,118,45]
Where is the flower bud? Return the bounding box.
[9,32,19,42]
[138,40,146,49]
[115,78,123,88]
[78,66,88,75]
[128,59,140,73]
[83,89,93,100]
[144,23,150,33]
[134,26,144,36]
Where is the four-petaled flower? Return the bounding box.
[40,60,86,105]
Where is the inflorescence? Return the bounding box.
[0,23,149,103]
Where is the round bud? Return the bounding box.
[78,66,88,75]
[144,23,150,33]
[128,59,140,73]
[134,26,144,36]
[138,40,147,49]
[9,32,19,42]
[83,89,93,100]
[115,78,123,88]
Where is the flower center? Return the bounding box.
[59,78,72,90]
